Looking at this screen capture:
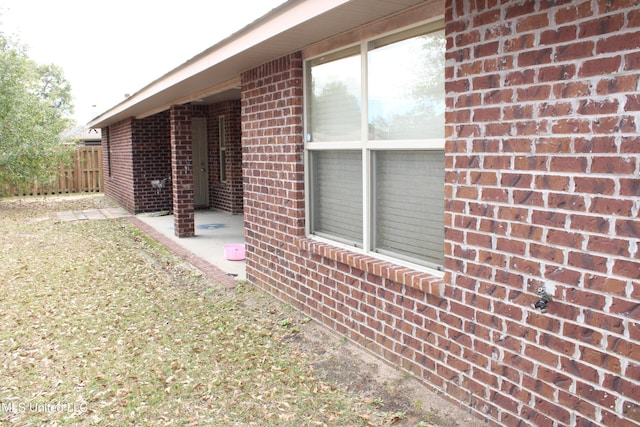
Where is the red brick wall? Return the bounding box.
[242,52,306,292]
[132,112,172,213]
[242,2,639,426]
[208,100,243,214]
[102,119,135,212]
[445,1,639,426]
[102,113,172,214]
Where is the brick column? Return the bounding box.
[170,104,194,237]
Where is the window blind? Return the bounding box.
[373,150,444,266]
[310,151,363,245]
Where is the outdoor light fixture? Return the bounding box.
[533,285,553,313]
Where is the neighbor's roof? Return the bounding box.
[64,126,102,141]
[88,0,434,128]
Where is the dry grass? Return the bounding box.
[0,195,397,426]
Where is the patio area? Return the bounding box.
[134,210,246,281]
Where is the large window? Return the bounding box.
[305,23,445,270]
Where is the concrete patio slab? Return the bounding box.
[133,211,246,282]
[55,207,130,222]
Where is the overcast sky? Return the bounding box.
[0,0,286,126]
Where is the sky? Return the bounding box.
[0,0,286,126]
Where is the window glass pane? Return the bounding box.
[368,30,445,140]
[373,150,444,266]
[310,151,363,245]
[308,53,361,142]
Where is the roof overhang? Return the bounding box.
[89,0,436,128]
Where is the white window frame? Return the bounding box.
[304,21,445,275]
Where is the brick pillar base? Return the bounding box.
[170,104,194,237]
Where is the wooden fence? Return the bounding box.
[1,146,103,197]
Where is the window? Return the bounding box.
[105,127,112,177]
[305,23,445,270]
[218,116,226,183]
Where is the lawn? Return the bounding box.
[0,196,394,426]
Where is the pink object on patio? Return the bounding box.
[224,244,245,261]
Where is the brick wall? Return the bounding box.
[132,111,172,213]
[102,113,172,214]
[445,1,639,426]
[242,2,639,426]
[209,100,243,214]
[242,53,306,286]
[102,119,135,212]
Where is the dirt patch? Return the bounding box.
[283,320,486,427]
[237,279,487,426]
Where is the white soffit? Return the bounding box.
[89,0,429,128]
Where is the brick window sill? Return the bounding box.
[297,238,445,298]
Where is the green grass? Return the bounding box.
[0,196,390,426]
